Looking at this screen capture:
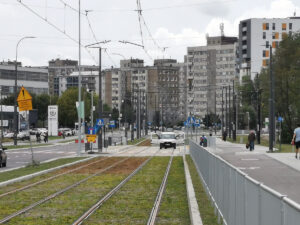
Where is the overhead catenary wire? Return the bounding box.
[16,0,97,64]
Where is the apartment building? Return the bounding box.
[0,61,48,98]
[239,17,300,80]
[187,35,238,119]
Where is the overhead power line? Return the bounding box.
[16,0,97,63]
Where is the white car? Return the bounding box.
[159,132,177,149]
[4,132,14,139]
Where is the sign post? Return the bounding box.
[17,87,36,165]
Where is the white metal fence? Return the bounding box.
[189,140,300,225]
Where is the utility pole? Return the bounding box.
[269,46,275,151]
[229,85,232,138]
[225,86,228,135]
[221,87,224,134]
[256,73,261,144]
[77,0,82,155]
[145,92,148,135]
[232,80,236,141]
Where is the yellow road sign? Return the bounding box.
[18,100,32,111]
[17,87,32,111]
[17,87,32,101]
[86,134,97,143]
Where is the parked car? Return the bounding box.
[0,145,7,167]
[4,132,14,139]
[58,128,73,136]
[17,131,30,141]
[158,132,177,149]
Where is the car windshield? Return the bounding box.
[161,134,175,139]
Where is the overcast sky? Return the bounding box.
[0,0,299,68]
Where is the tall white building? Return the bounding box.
[187,36,238,119]
[239,17,300,80]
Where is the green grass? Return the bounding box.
[9,157,146,225]
[84,157,170,225]
[128,137,146,145]
[227,135,294,153]
[186,155,220,225]
[0,157,85,183]
[156,157,190,225]
[48,136,63,141]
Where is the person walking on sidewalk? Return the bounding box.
[291,124,300,159]
[248,130,256,151]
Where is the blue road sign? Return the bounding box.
[148,122,152,126]
[109,120,116,128]
[96,119,104,127]
[278,117,283,122]
[88,127,96,134]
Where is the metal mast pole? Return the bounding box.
[0,87,3,142]
[229,85,231,138]
[225,86,228,135]
[269,46,275,151]
[233,80,236,141]
[77,0,82,155]
[98,48,103,152]
[221,87,224,134]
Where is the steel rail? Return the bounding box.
[0,146,151,224]
[147,151,174,225]
[0,144,142,198]
[72,148,161,225]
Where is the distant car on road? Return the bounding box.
[17,131,30,141]
[159,132,177,149]
[4,132,14,139]
[0,145,7,167]
[58,128,73,136]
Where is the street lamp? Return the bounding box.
[14,36,36,146]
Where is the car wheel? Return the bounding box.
[174,144,176,149]
[2,162,6,167]
[165,146,167,149]
[160,144,162,149]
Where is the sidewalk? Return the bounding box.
[205,137,300,204]
[210,138,300,172]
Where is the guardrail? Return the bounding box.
[189,140,300,225]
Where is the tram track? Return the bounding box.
[0,146,152,224]
[147,151,174,225]
[0,145,145,199]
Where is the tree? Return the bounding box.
[32,94,50,126]
[259,32,300,142]
[57,88,91,128]
[111,107,119,121]
[120,99,134,124]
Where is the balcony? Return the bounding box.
[242,27,247,32]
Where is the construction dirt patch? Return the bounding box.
[137,139,151,146]
[106,157,148,175]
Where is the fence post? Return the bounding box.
[258,183,262,225]
[281,196,287,225]
[244,175,247,225]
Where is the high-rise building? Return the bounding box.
[187,35,238,119]
[239,17,300,80]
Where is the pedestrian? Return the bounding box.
[44,132,48,143]
[62,131,65,139]
[36,132,41,143]
[222,130,227,141]
[248,130,256,151]
[291,124,300,159]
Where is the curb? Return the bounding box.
[0,156,96,188]
[183,154,203,225]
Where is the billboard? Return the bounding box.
[48,105,58,136]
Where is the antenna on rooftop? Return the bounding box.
[220,23,224,36]
[294,9,296,17]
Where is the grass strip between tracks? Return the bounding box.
[83,157,170,225]
[0,157,86,183]
[7,157,147,225]
[186,155,220,225]
[155,156,190,225]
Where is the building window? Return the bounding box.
[272,32,279,39]
[272,23,276,30]
[263,32,266,39]
[263,23,269,30]
[289,23,292,30]
[282,23,287,30]
[263,50,269,57]
[266,41,269,48]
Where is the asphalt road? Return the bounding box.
[215,141,300,205]
[1,142,78,172]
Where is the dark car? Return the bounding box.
[0,145,7,167]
